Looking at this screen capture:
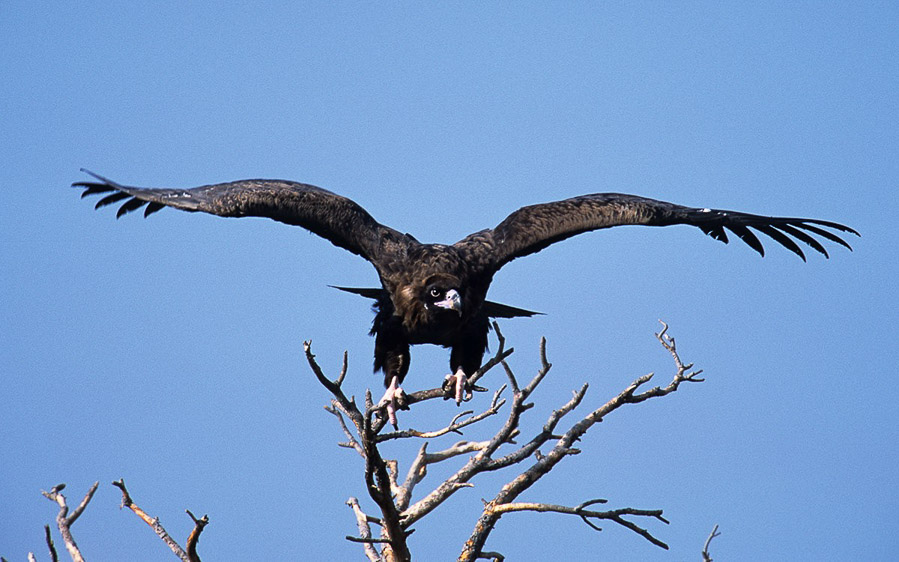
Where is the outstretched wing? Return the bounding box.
[456,193,858,271]
[73,169,409,264]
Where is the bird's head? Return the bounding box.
[421,274,463,317]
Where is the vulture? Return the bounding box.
[73,169,858,425]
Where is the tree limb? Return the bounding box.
[377,384,507,443]
[41,482,97,562]
[185,510,209,562]
[702,524,721,562]
[112,478,207,562]
[346,497,380,562]
[44,525,58,562]
[485,500,669,549]
[460,321,701,560]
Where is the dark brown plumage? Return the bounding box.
[73,169,858,422]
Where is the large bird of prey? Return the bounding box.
[73,169,857,424]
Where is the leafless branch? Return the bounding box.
[112,478,206,562]
[305,341,363,431]
[484,501,669,549]
[461,321,700,559]
[44,525,58,562]
[306,324,518,561]
[41,481,97,562]
[346,536,392,544]
[361,410,412,562]
[346,497,380,562]
[325,402,365,456]
[305,340,417,559]
[377,384,507,442]
[185,510,209,562]
[702,524,721,562]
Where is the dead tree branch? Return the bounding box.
[702,524,721,562]
[41,481,98,562]
[309,321,705,561]
[44,525,58,562]
[185,510,209,562]
[112,478,207,562]
[346,497,381,562]
[305,340,413,561]
[460,321,702,559]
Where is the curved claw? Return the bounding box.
[377,376,407,428]
[443,369,470,405]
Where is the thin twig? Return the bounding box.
[304,341,363,430]
[44,525,58,562]
[702,524,721,562]
[325,402,365,456]
[487,501,669,549]
[378,385,507,442]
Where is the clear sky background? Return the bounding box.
[1,3,896,560]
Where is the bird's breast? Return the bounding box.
[403,313,463,346]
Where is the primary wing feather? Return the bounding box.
[457,193,858,271]
[73,169,407,264]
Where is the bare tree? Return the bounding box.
[308,321,705,561]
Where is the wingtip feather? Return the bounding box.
[79,168,126,190]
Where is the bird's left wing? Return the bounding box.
[456,193,858,272]
[73,169,408,264]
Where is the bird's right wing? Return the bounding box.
[73,169,409,265]
[455,193,858,273]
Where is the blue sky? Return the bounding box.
[1,3,896,560]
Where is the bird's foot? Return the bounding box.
[442,368,471,405]
[377,376,408,429]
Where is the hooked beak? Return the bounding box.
[434,289,462,316]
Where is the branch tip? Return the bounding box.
[702,524,721,562]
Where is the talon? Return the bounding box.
[378,376,407,428]
[443,368,469,405]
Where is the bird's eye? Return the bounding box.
[429,288,442,298]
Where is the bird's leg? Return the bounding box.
[377,375,407,428]
[442,368,470,405]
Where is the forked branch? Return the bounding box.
[702,524,722,562]
[112,478,207,562]
[41,482,98,562]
